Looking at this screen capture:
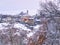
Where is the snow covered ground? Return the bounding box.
[0,17,60,45]
[0,23,9,29]
[14,23,31,32]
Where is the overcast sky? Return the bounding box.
[0,0,40,15]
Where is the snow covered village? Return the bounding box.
[0,0,60,45]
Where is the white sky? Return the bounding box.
[0,0,40,15]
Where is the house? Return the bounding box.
[19,10,34,25]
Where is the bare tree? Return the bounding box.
[39,0,60,18]
[38,0,60,45]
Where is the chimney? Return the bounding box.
[27,10,28,14]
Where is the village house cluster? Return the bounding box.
[0,10,60,45]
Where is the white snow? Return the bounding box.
[34,25,40,29]
[13,32,20,36]
[0,23,9,26]
[14,23,31,31]
[33,24,43,30]
[27,32,35,38]
[0,24,4,29]
[0,23,9,30]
